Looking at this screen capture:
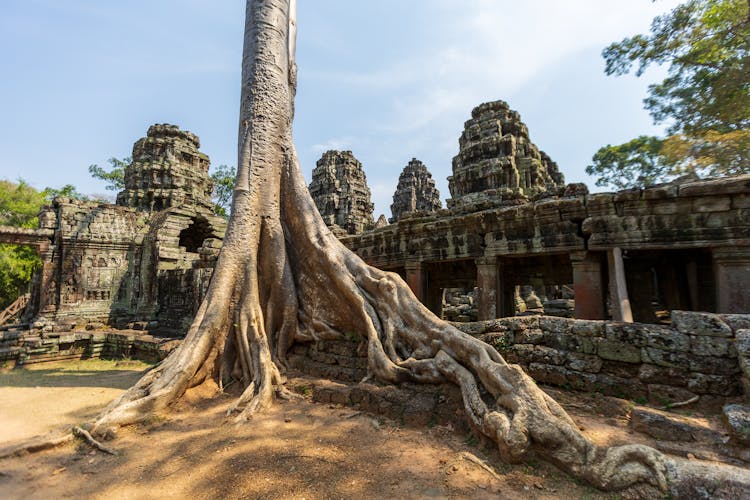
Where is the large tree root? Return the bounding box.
[89,0,750,496]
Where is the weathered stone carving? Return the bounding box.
[116,124,214,212]
[448,100,564,211]
[308,150,375,235]
[389,158,442,223]
[22,125,226,333]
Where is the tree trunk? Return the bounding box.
[90,0,749,494]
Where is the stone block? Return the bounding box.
[605,323,689,351]
[631,408,699,441]
[689,355,740,376]
[595,374,646,399]
[570,320,605,337]
[528,363,569,386]
[741,358,750,381]
[510,344,535,363]
[638,364,689,387]
[585,193,616,216]
[723,404,750,446]
[641,347,690,369]
[733,194,750,209]
[643,184,679,200]
[722,315,750,333]
[531,346,566,366]
[511,345,565,365]
[688,373,741,396]
[691,196,731,213]
[690,335,736,358]
[671,311,732,337]
[737,330,750,357]
[569,372,601,392]
[541,330,567,350]
[679,175,750,197]
[566,352,603,373]
[513,328,544,345]
[597,340,641,363]
[562,334,597,355]
[613,189,641,202]
[601,360,640,379]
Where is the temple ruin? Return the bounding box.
[389,158,442,223]
[448,100,565,212]
[0,124,226,337]
[308,150,374,235]
[1,102,749,420]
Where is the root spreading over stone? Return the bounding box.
[90,1,750,496]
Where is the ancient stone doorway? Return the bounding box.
[178,216,212,253]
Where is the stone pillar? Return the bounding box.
[476,257,499,321]
[713,247,750,313]
[570,251,606,320]
[607,247,633,322]
[404,261,426,303]
[35,242,58,315]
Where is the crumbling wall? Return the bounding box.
[455,311,748,409]
[37,199,147,327]
[29,124,226,335]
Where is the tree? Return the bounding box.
[0,180,45,309]
[42,184,90,202]
[587,136,674,189]
[88,157,129,191]
[209,164,236,217]
[90,1,746,494]
[589,0,750,188]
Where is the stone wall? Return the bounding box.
[455,311,749,408]
[342,174,750,321]
[0,326,177,366]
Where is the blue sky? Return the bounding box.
[0,0,681,217]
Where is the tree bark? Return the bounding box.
[90,0,750,494]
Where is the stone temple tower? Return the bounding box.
[308,150,375,235]
[389,158,442,223]
[116,124,214,212]
[447,100,564,209]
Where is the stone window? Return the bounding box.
[178,216,212,253]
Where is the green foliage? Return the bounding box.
[42,184,90,202]
[88,157,129,191]
[210,164,236,217]
[0,179,46,228]
[604,0,750,134]
[0,244,39,309]
[586,136,673,189]
[591,0,750,188]
[0,179,46,309]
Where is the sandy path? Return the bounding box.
[0,362,603,499]
[0,360,149,446]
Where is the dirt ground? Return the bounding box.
[0,359,615,499]
[0,359,150,445]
